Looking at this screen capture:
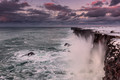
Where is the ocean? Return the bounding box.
[0,27,107,80]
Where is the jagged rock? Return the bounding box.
[104,39,120,80]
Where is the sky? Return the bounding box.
[25,0,93,9]
[0,0,120,24]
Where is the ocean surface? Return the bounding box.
[0,27,107,80]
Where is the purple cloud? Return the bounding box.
[44,3,71,12]
[110,0,120,6]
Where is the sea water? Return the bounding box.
[0,27,106,80]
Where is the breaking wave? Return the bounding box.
[64,33,105,80]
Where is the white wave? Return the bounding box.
[12,50,54,62]
[64,34,105,80]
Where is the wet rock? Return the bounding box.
[27,52,35,56]
[64,43,71,47]
[110,31,115,33]
[104,39,120,80]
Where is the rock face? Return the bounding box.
[71,27,120,80]
[104,39,120,80]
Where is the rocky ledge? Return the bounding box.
[71,27,120,80]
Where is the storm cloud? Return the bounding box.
[110,0,120,6]
[1,0,120,23]
[27,9,50,21]
[0,0,51,22]
[85,8,106,17]
[0,0,29,13]
[44,3,71,12]
[91,1,104,7]
[80,3,120,18]
[0,0,30,22]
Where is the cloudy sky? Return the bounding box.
[0,0,120,24]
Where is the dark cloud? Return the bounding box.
[27,9,50,20]
[0,16,8,22]
[43,0,120,23]
[44,3,78,21]
[56,12,78,20]
[0,0,30,22]
[91,1,104,7]
[85,8,106,17]
[44,3,71,12]
[0,0,29,13]
[0,9,50,22]
[0,12,26,22]
[79,5,120,18]
[0,0,51,22]
[78,0,120,21]
[109,6,120,17]
[110,0,120,6]
[28,9,50,16]
[79,7,107,17]
[11,0,19,2]
[111,11,120,17]
[56,12,70,20]
[1,0,120,23]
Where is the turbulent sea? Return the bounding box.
[0,27,106,80]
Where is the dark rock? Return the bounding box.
[104,39,120,80]
[111,31,115,33]
[64,43,71,47]
[27,52,35,56]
